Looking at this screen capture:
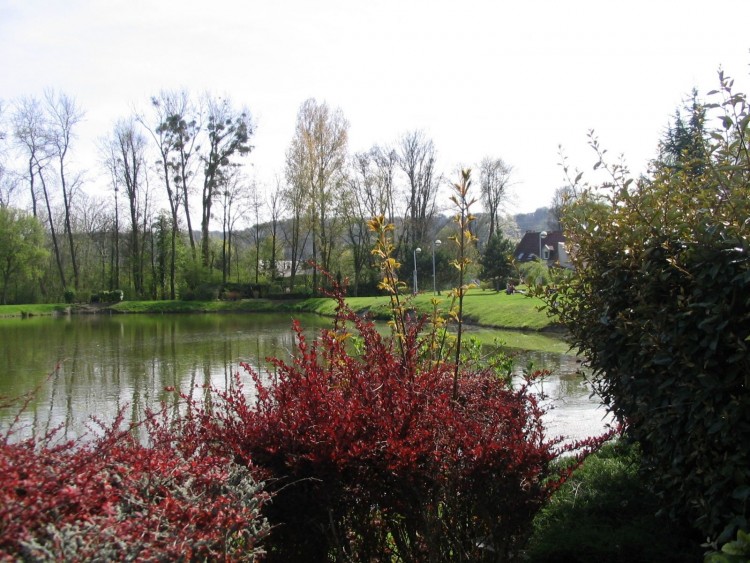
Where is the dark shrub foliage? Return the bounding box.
[90,289,123,303]
[180,282,220,301]
[540,73,750,542]
[221,282,268,299]
[525,441,703,562]
[63,288,76,304]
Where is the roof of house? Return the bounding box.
[514,231,566,262]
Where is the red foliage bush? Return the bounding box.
[0,263,608,560]
[185,289,610,562]
[0,410,270,561]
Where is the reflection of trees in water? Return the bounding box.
[0,315,603,442]
[509,349,609,443]
[513,350,594,402]
[0,314,324,440]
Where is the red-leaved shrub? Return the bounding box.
[0,408,270,561]
[184,287,609,562]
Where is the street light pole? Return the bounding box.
[432,239,441,295]
[413,247,421,295]
[539,231,548,263]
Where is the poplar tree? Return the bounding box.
[285,98,348,293]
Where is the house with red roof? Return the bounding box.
[513,231,572,268]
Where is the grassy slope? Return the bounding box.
[289,289,554,330]
[0,289,552,327]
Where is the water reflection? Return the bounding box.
[0,314,611,443]
[510,349,614,444]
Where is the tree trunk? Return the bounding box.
[38,167,67,290]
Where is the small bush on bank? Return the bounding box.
[63,288,76,304]
[90,289,123,303]
[75,289,91,304]
[180,283,220,301]
[220,282,269,299]
[518,261,553,288]
[524,441,702,563]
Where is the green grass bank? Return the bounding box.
[289,290,554,330]
[0,289,554,329]
[0,290,566,353]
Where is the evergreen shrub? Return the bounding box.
[540,74,750,542]
[525,441,702,562]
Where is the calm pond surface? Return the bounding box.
[0,312,612,443]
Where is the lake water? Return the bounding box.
[0,312,612,444]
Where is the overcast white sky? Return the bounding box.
[2,0,749,214]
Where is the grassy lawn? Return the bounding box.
[0,303,73,317]
[441,289,552,330]
[291,288,554,330]
[0,289,562,351]
[109,299,282,314]
[0,289,555,330]
[465,327,571,355]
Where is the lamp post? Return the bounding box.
[539,231,548,263]
[432,239,441,295]
[413,247,421,295]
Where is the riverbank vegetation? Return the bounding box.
[0,289,557,330]
[536,74,750,553]
[289,289,554,330]
[525,441,703,562]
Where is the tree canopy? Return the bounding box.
[0,206,48,304]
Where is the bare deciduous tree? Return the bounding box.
[11,96,47,219]
[44,90,85,289]
[360,145,400,222]
[265,177,284,283]
[140,90,196,297]
[12,96,68,291]
[280,172,308,291]
[478,156,512,241]
[548,185,576,231]
[0,101,18,208]
[102,118,149,297]
[398,130,439,252]
[343,150,382,295]
[218,169,249,284]
[72,191,108,290]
